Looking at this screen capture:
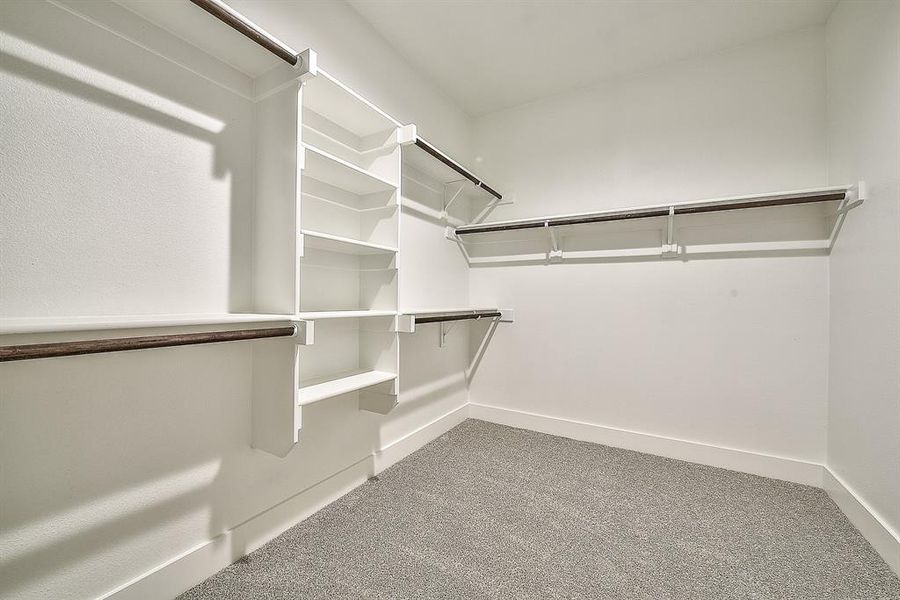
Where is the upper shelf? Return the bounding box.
[455,185,856,236]
[303,145,398,195]
[302,69,400,139]
[0,313,294,335]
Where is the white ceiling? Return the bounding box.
[347,0,837,116]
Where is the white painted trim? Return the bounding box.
[99,404,468,600]
[823,468,900,577]
[469,403,824,487]
[374,403,468,472]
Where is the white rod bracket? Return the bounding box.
[293,320,314,345]
[397,124,417,146]
[395,314,415,334]
[296,48,318,80]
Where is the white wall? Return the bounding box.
[469,28,831,463]
[0,1,473,598]
[825,0,900,564]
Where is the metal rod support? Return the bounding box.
[455,190,847,236]
[189,0,299,66]
[0,326,297,362]
[415,311,502,325]
[414,138,502,201]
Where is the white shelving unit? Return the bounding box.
[289,64,411,436]
[0,0,515,459]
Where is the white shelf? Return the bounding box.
[301,230,398,255]
[303,69,400,139]
[301,124,387,158]
[0,313,294,335]
[298,370,396,406]
[303,145,397,195]
[454,184,854,236]
[296,310,396,320]
[401,307,501,315]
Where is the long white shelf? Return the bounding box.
[455,184,855,236]
[401,307,502,315]
[0,313,294,335]
[303,144,397,196]
[301,230,398,255]
[298,370,397,406]
[296,310,396,320]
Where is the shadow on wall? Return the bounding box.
[0,3,378,598]
[0,0,251,313]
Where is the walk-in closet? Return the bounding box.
[1,1,898,598]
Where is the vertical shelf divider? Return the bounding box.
[250,53,317,456]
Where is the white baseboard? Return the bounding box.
[100,404,468,600]
[374,403,469,472]
[824,468,900,577]
[469,403,824,487]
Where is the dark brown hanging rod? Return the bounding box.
[0,325,296,362]
[415,311,502,325]
[454,189,848,236]
[189,0,299,66]
[414,138,502,201]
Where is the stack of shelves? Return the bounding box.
[296,69,405,415]
[250,65,410,455]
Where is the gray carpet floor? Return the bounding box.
[180,419,900,599]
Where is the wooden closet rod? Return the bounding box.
[189,0,299,66]
[455,189,848,235]
[0,326,296,362]
[415,311,502,325]
[414,138,503,201]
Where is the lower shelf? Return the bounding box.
[298,370,397,406]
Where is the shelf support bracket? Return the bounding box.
[547,222,563,261]
[439,321,458,347]
[442,181,467,219]
[662,206,678,257]
[471,194,513,225]
[446,227,474,265]
[827,180,866,251]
